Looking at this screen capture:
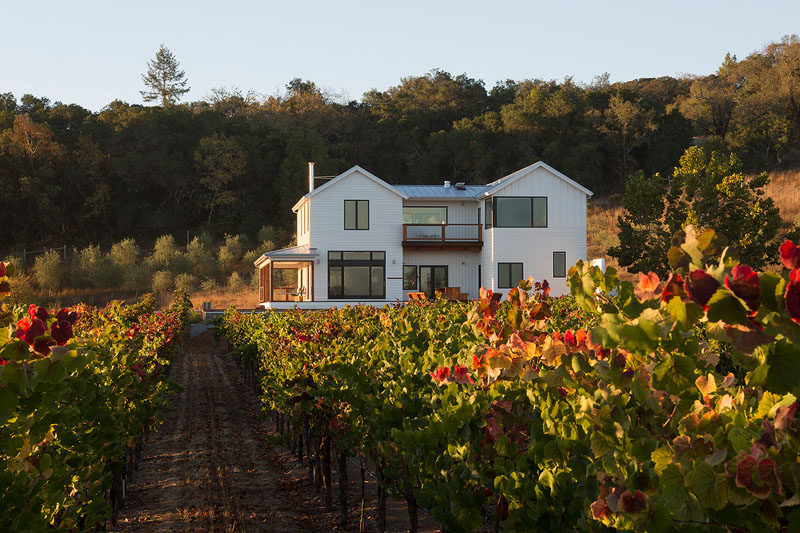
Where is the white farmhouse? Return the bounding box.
[255,162,592,309]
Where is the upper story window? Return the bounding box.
[484,197,492,228]
[344,200,369,230]
[490,196,547,228]
[402,206,447,224]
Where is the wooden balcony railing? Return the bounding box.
[402,223,482,244]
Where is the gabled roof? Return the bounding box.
[254,245,318,267]
[394,184,489,199]
[293,166,408,211]
[477,161,593,199]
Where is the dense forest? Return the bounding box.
[1,36,799,255]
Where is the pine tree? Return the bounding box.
[140,44,190,106]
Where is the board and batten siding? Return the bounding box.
[481,166,588,296]
[401,198,481,224]
[401,250,482,299]
[308,170,405,302]
[295,201,310,247]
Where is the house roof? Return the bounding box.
[394,184,489,199]
[293,166,408,211]
[479,161,593,198]
[254,245,318,267]
[291,161,591,210]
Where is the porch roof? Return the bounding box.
[254,245,318,268]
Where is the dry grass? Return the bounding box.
[585,195,633,279]
[189,286,259,310]
[764,169,800,231]
[587,196,624,261]
[585,169,799,280]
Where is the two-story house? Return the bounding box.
[254,162,592,309]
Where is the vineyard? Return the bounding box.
[0,261,192,530]
[217,227,800,532]
[3,227,800,531]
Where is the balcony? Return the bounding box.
[402,223,482,251]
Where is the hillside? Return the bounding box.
[2,36,800,256]
[587,169,800,278]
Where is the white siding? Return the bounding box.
[482,166,588,296]
[401,250,482,299]
[308,170,404,302]
[401,199,481,224]
[296,201,310,247]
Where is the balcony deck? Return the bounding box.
[402,223,482,251]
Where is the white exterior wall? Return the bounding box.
[401,250,482,299]
[481,166,588,297]
[401,198,482,299]
[308,170,404,302]
[401,198,481,224]
[295,201,310,247]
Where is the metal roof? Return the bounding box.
[393,184,489,199]
[254,245,318,267]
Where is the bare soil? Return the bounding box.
[113,331,440,532]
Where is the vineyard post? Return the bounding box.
[338,449,348,526]
[322,436,332,509]
[377,464,387,533]
[359,457,366,533]
[304,421,313,479]
[315,437,323,490]
[297,431,304,463]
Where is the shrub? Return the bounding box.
[148,235,179,271]
[174,273,196,293]
[199,279,218,292]
[185,236,217,279]
[227,271,246,291]
[110,238,148,290]
[32,250,63,293]
[151,270,173,297]
[217,234,244,274]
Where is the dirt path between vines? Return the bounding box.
[114,331,440,532]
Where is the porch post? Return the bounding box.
[267,261,273,302]
[310,261,315,301]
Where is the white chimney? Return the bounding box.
[308,162,315,192]
[443,180,451,188]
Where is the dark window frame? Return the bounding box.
[498,262,524,289]
[403,265,418,290]
[419,265,448,298]
[402,206,448,224]
[328,250,385,299]
[484,197,493,228]
[491,196,548,228]
[344,199,369,230]
[553,251,567,278]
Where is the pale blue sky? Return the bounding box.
[3,0,798,111]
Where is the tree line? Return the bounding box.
[9,228,282,304]
[1,36,798,257]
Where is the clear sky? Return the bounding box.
[3,0,798,111]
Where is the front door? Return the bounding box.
[419,266,448,298]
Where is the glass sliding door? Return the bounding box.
[419,265,448,298]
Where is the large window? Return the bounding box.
[344,200,369,230]
[328,251,385,299]
[403,265,418,290]
[490,197,547,228]
[402,206,447,224]
[553,252,567,278]
[498,262,524,289]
